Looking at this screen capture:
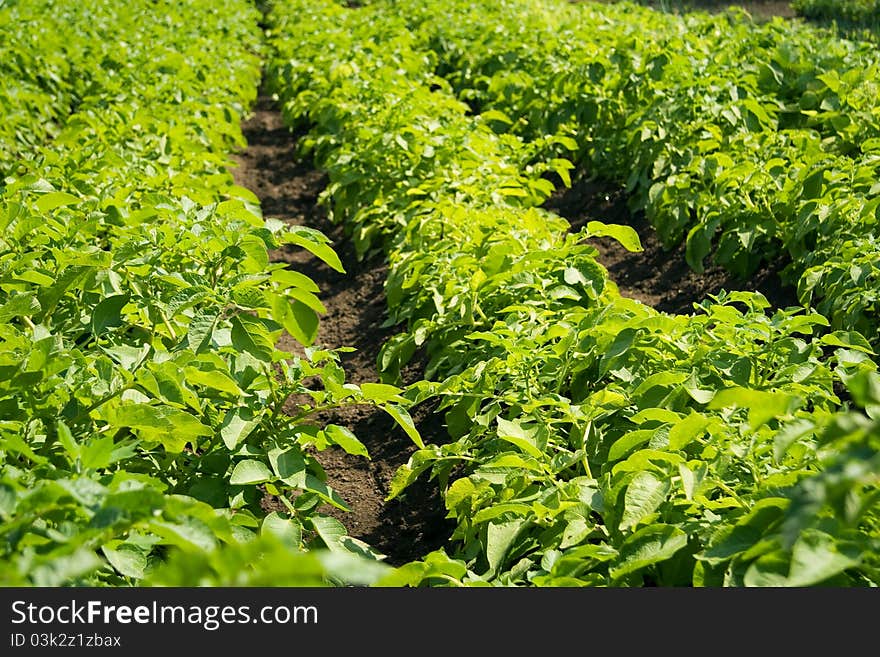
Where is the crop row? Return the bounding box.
[794,0,880,25]
[386,0,880,340]
[267,0,880,585]
[793,0,880,42]
[0,1,93,170]
[0,0,404,585]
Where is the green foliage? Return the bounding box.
[5,0,877,589]
[0,0,420,586]
[396,0,880,342]
[266,0,880,586]
[0,1,84,171]
[793,0,880,43]
[143,534,392,587]
[793,0,880,24]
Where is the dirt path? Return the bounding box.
[232,96,452,565]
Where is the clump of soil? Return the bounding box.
[233,95,453,565]
[543,175,800,313]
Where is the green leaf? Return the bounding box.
[620,471,670,531]
[286,287,326,314]
[284,228,344,273]
[1,433,46,464]
[846,370,880,410]
[91,294,129,336]
[360,382,405,403]
[101,544,147,579]
[496,417,543,458]
[317,551,390,584]
[220,409,261,450]
[684,373,716,404]
[31,549,104,587]
[271,450,351,512]
[473,503,532,524]
[145,362,200,411]
[486,518,526,576]
[668,411,709,451]
[699,498,788,565]
[239,235,270,272]
[183,310,218,353]
[16,264,57,297]
[773,419,816,463]
[107,404,211,453]
[185,362,243,396]
[481,109,514,125]
[608,430,653,462]
[80,435,115,471]
[261,512,302,549]
[553,135,579,151]
[585,221,642,252]
[383,403,424,448]
[272,293,319,346]
[0,293,41,323]
[612,448,683,475]
[678,463,699,501]
[785,530,861,587]
[271,449,307,480]
[560,518,592,549]
[302,474,350,511]
[310,515,349,552]
[482,453,542,471]
[149,516,217,553]
[386,448,439,500]
[37,265,91,319]
[685,221,713,274]
[230,314,275,361]
[610,524,688,581]
[446,477,488,514]
[56,420,80,460]
[819,331,874,354]
[187,370,243,396]
[229,459,274,485]
[324,424,369,458]
[742,552,790,587]
[550,158,574,187]
[376,550,467,586]
[271,268,320,294]
[102,344,151,371]
[708,387,797,429]
[36,191,80,213]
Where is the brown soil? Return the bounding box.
[543,176,800,313]
[232,95,452,565]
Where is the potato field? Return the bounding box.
[1,0,878,588]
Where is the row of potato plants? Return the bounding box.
[0,0,94,171]
[0,0,403,586]
[793,0,880,42]
[793,0,880,24]
[267,0,879,585]
[385,0,880,341]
